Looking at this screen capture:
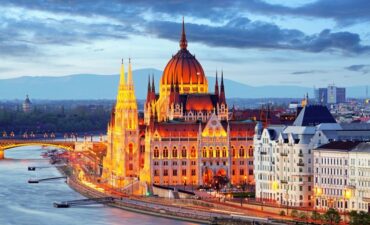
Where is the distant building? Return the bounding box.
[22,95,32,113]
[315,85,346,104]
[314,141,370,212]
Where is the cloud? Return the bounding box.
[146,19,370,54]
[1,1,369,57]
[291,70,325,75]
[345,64,370,74]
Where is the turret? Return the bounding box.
[215,70,219,97]
[219,70,226,104]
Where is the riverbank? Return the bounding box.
[57,166,212,224]
[57,165,281,225]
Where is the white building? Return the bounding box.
[314,141,370,212]
[254,105,370,207]
[254,105,340,207]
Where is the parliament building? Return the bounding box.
[102,21,264,189]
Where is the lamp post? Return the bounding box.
[183,177,187,190]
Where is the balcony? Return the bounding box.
[297,162,305,166]
[260,151,267,155]
[280,152,288,157]
[280,180,288,184]
[298,152,304,157]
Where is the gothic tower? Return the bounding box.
[102,59,139,188]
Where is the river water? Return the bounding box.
[0,146,199,225]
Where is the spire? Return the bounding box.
[146,75,151,104]
[127,58,133,85]
[151,74,155,93]
[147,74,151,92]
[179,17,188,50]
[119,58,125,86]
[215,70,219,97]
[219,70,226,104]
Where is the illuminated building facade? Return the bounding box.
[314,141,370,212]
[102,21,257,188]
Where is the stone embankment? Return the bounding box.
[58,166,284,225]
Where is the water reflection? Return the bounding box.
[0,146,199,225]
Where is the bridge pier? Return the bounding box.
[0,150,4,159]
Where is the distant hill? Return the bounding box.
[0,69,366,99]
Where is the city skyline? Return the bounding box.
[1,0,370,87]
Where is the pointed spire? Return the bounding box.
[151,74,155,93]
[179,17,188,50]
[119,58,125,86]
[219,70,226,104]
[147,74,151,92]
[215,70,219,97]
[127,58,133,85]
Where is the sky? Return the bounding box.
[0,0,370,87]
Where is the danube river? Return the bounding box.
[0,146,199,225]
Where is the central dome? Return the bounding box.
[160,20,208,94]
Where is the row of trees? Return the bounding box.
[280,208,370,225]
[0,105,110,134]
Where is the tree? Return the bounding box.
[350,211,370,225]
[299,212,308,221]
[291,209,299,218]
[323,208,341,225]
[280,210,286,216]
[311,210,322,222]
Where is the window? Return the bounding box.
[191,169,196,176]
[191,146,196,158]
[129,164,133,170]
[154,170,159,176]
[163,169,168,176]
[209,147,214,157]
[173,169,177,176]
[222,147,227,157]
[239,146,245,157]
[181,147,187,158]
[202,147,207,157]
[163,147,169,158]
[182,169,186,176]
[172,147,178,158]
[232,146,236,157]
[240,169,244,175]
[154,147,159,158]
[216,147,220,157]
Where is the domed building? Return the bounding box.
[22,95,32,113]
[102,20,259,190]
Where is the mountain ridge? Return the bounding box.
[0,69,366,100]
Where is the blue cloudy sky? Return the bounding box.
[0,0,369,87]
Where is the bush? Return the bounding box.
[323,208,341,225]
[291,209,299,218]
[311,210,322,221]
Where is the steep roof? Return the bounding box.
[293,105,336,126]
[316,141,362,151]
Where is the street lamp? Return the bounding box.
[183,177,187,190]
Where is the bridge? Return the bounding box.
[0,139,76,159]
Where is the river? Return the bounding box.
[0,146,200,225]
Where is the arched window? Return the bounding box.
[202,147,207,157]
[248,146,254,157]
[232,146,236,157]
[209,147,214,158]
[222,147,227,157]
[154,147,159,158]
[216,147,220,157]
[239,146,245,157]
[191,146,196,158]
[172,146,178,158]
[163,147,169,158]
[181,146,187,158]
